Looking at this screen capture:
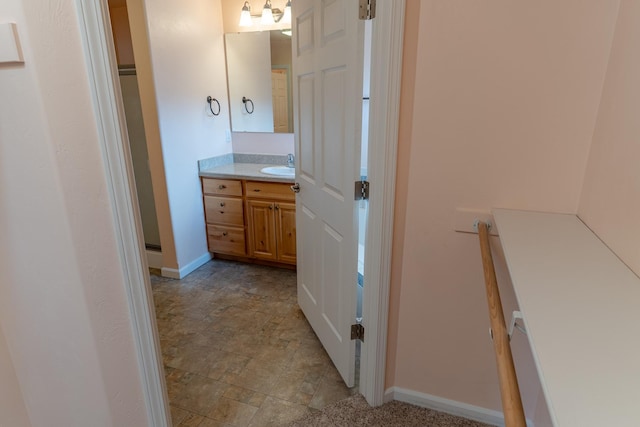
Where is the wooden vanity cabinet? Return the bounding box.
[245,181,297,265]
[202,178,247,256]
[201,177,296,266]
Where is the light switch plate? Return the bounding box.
[0,23,23,64]
[453,208,498,235]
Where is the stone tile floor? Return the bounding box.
[150,259,356,426]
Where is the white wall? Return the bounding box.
[0,325,29,426]
[387,0,620,420]
[0,0,150,424]
[232,132,294,155]
[578,0,640,276]
[134,0,232,275]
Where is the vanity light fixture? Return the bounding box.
[239,1,292,27]
[239,1,252,27]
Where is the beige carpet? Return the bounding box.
[288,394,493,427]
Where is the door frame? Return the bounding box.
[75,0,405,423]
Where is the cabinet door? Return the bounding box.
[275,202,297,264]
[246,200,277,261]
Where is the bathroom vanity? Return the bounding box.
[199,161,296,268]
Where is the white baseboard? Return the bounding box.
[161,252,212,279]
[385,386,532,427]
[146,249,163,269]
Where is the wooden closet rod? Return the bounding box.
[477,221,526,427]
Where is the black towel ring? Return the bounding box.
[206,96,221,116]
[242,96,254,114]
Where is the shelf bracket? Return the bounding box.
[508,310,526,340]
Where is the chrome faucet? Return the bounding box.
[287,153,295,168]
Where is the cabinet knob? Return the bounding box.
[218,184,226,190]
[219,202,225,207]
[275,204,280,210]
[269,204,273,210]
[291,183,300,193]
[222,231,228,237]
[254,189,261,192]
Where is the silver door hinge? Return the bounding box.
[355,180,370,200]
[359,0,376,20]
[351,323,365,341]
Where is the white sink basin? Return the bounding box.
[260,166,295,177]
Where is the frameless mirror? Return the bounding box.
[224,30,293,133]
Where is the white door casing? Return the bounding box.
[75,0,170,424]
[293,0,364,387]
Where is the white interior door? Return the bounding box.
[271,69,289,133]
[293,0,364,387]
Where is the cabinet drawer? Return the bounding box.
[207,225,246,256]
[202,178,243,197]
[245,181,295,201]
[204,196,244,226]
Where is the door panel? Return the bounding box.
[295,10,314,54]
[321,223,343,333]
[298,75,315,181]
[293,0,363,387]
[299,205,318,304]
[321,67,347,198]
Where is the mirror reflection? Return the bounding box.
[224,30,293,133]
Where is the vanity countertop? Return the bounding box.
[199,162,295,184]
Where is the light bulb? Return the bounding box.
[261,0,275,25]
[281,0,292,25]
[239,2,252,27]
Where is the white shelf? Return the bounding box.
[493,209,640,427]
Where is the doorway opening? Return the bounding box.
[77,0,404,423]
[108,0,162,268]
[354,20,374,388]
[106,0,369,417]
[118,67,160,251]
[357,19,373,323]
